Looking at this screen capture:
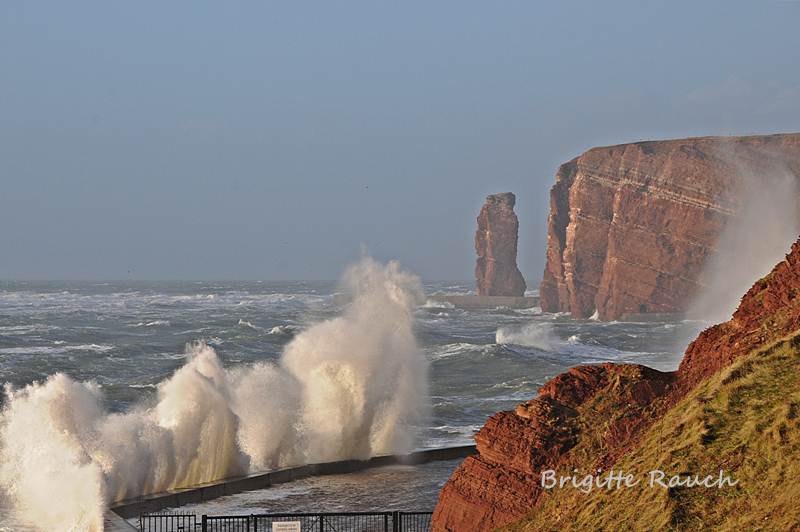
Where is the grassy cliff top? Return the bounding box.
[509,332,800,531]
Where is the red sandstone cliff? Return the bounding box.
[540,133,800,320]
[476,192,526,297]
[433,239,800,532]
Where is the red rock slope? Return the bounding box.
[433,239,800,532]
[539,133,800,320]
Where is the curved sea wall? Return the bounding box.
[113,445,475,518]
[539,133,800,320]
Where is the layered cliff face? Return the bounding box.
[432,364,674,531]
[476,192,527,297]
[540,133,800,320]
[433,239,800,531]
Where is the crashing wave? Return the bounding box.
[0,258,429,531]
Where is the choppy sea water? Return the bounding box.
[0,280,699,527]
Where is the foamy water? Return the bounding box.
[0,260,428,531]
[0,268,697,530]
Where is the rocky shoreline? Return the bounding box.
[432,230,800,528]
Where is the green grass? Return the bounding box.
[507,333,800,531]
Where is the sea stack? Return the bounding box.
[475,192,526,297]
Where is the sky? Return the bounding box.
[1,1,799,281]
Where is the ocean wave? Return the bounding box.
[429,423,482,436]
[495,323,554,350]
[513,306,543,316]
[0,324,60,335]
[237,319,262,331]
[131,320,171,328]
[0,259,428,531]
[0,344,114,356]
[430,342,492,360]
[0,290,328,318]
[266,325,301,336]
[422,299,455,309]
[485,390,538,403]
[174,327,212,335]
[206,336,224,346]
[488,377,539,391]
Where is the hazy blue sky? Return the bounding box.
[2,2,799,281]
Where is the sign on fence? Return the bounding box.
[272,522,301,532]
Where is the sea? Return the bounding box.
[0,279,701,529]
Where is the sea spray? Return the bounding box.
[689,165,800,324]
[0,258,428,531]
[495,322,555,350]
[282,258,427,464]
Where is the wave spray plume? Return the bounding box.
[0,258,428,531]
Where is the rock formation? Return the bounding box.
[540,133,800,320]
[433,238,800,531]
[475,192,526,297]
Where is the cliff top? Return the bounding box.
[581,131,800,156]
[485,192,516,207]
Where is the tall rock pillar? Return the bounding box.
[475,192,527,296]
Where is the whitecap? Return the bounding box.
[514,306,542,315]
[422,299,455,309]
[0,344,114,356]
[430,342,491,360]
[496,323,555,350]
[266,325,300,336]
[237,319,262,331]
[131,320,170,328]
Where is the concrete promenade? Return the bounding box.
[112,444,476,519]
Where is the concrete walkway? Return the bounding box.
[112,444,476,519]
[105,511,138,531]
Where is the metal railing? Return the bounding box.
[139,512,198,531]
[139,511,433,532]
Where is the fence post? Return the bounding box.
[202,514,208,532]
[319,513,325,532]
[392,511,400,532]
[384,512,389,532]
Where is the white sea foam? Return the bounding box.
[495,323,555,350]
[0,344,114,356]
[131,320,171,328]
[0,258,429,532]
[513,306,542,316]
[422,299,455,309]
[266,325,300,336]
[237,319,261,331]
[0,325,60,335]
[430,343,491,360]
[207,336,224,346]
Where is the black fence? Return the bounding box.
[139,511,433,532]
